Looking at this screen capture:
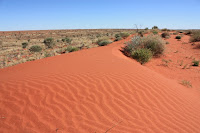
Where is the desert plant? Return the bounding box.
[190,31,200,42]
[161,32,170,38]
[131,48,153,64]
[29,45,42,52]
[142,35,165,56]
[175,36,181,39]
[44,38,55,48]
[152,30,158,35]
[65,46,80,53]
[123,36,143,56]
[161,28,168,31]
[119,32,130,39]
[152,26,158,29]
[22,42,28,49]
[173,32,178,35]
[180,80,192,88]
[192,60,199,66]
[97,40,111,46]
[145,27,148,30]
[114,36,122,41]
[62,37,72,44]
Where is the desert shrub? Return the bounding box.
[120,32,130,39]
[62,37,72,44]
[142,35,165,56]
[173,32,178,35]
[123,36,143,56]
[152,30,158,35]
[175,36,181,39]
[180,80,192,88]
[161,28,168,31]
[44,38,55,48]
[152,26,158,29]
[115,34,121,38]
[123,35,165,57]
[115,32,130,40]
[97,38,112,46]
[190,31,200,42]
[131,48,153,64]
[65,46,80,53]
[98,40,111,46]
[22,42,28,48]
[115,36,122,41]
[185,30,192,35]
[29,45,42,52]
[161,32,170,38]
[192,60,199,66]
[145,27,148,30]
[138,31,144,37]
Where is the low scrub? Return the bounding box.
[152,30,158,35]
[192,60,199,66]
[142,35,165,56]
[62,37,72,44]
[123,35,165,64]
[44,38,55,48]
[161,32,170,38]
[22,42,28,48]
[114,32,130,41]
[131,48,153,64]
[97,38,112,46]
[65,46,80,53]
[190,31,200,42]
[29,45,42,52]
[175,36,181,39]
[119,32,130,39]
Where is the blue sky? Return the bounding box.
[0,0,200,31]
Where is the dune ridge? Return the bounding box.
[0,36,200,133]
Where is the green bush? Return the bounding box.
[119,32,130,39]
[44,38,55,48]
[142,35,165,56]
[192,60,199,66]
[152,26,158,29]
[114,37,122,41]
[123,35,165,57]
[152,30,158,35]
[190,31,200,42]
[123,36,143,56]
[131,48,153,64]
[115,34,121,38]
[161,28,168,31]
[22,42,28,48]
[161,32,170,38]
[175,36,181,39]
[29,45,42,52]
[145,27,149,30]
[65,46,80,53]
[98,40,111,46]
[62,37,72,44]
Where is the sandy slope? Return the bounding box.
[0,36,200,133]
[145,34,200,89]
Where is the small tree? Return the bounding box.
[44,38,55,48]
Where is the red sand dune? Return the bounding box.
[0,36,200,133]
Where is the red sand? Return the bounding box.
[145,34,200,89]
[0,36,200,133]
